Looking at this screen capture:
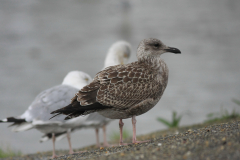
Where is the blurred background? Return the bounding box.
[0,0,240,154]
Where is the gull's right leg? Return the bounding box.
[119,119,127,145]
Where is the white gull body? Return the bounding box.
[0,71,91,158]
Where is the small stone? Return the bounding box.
[158,143,162,146]
[171,145,176,149]
[100,147,104,150]
[120,152,125,156]
[205,141,209,147]
[185,151,191,156]
[220,146,224,150]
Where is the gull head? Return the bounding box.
[104,41,132,68]
[62,71,92,89]
[137,38,181,60]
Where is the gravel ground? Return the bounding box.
[2,119,240,160]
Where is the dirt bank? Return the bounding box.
[2,119,240,160]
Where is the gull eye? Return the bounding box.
[153,43,160,48]
[85,78,89,82]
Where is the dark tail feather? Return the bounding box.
[64,111,85,120]
[0,117,26,124]
[50,103,74,115]
[50,100,111,120]
[49,113,63,120]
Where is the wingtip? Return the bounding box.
[50,111,56,114]
[49,113,61,120]
[64,116,71,120]
[50,109,62,114]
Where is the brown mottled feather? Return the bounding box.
[78,60,168,110]
[51,38,180,120]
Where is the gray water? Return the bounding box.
[0,0,240,154]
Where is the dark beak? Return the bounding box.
[164,47,181,54]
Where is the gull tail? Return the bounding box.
[0,117,26,123]
[50,100,110,120]
[0,117,33,132]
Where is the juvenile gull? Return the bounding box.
[0,71,91,158]
[51,38,181,145]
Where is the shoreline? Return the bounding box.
[2,119,240,160]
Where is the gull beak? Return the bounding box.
[164,47,181,54]
[123,53,129,58]
[120,53,129,64]
[119,57,124,65]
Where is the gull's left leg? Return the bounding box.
[51,133,57,159]
[66,129,86,154]
[95,128,100,147]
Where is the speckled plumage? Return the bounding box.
[51,38,180,121]
[75,59,168,119]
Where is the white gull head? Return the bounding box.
[62,71,92,89]
[104,41,132,68]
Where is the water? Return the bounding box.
[0,0,240,154]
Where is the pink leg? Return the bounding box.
[67,130,86,154]
[95,128,100,147]
[67,130,74,154]
[132,115,149,144]
[102,125,110,147]
[51,133,57,159]
[119,119,127,145]
[132,116,137,143]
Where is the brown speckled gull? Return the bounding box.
[51,38,181,145]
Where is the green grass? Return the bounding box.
[0,145,22,158]
[157,111,182,128]
[110,128,131,142]
[205,109,240,123]
[232,98,240,106]
[205,99,240,123]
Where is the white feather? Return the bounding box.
[11,122,33,132]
